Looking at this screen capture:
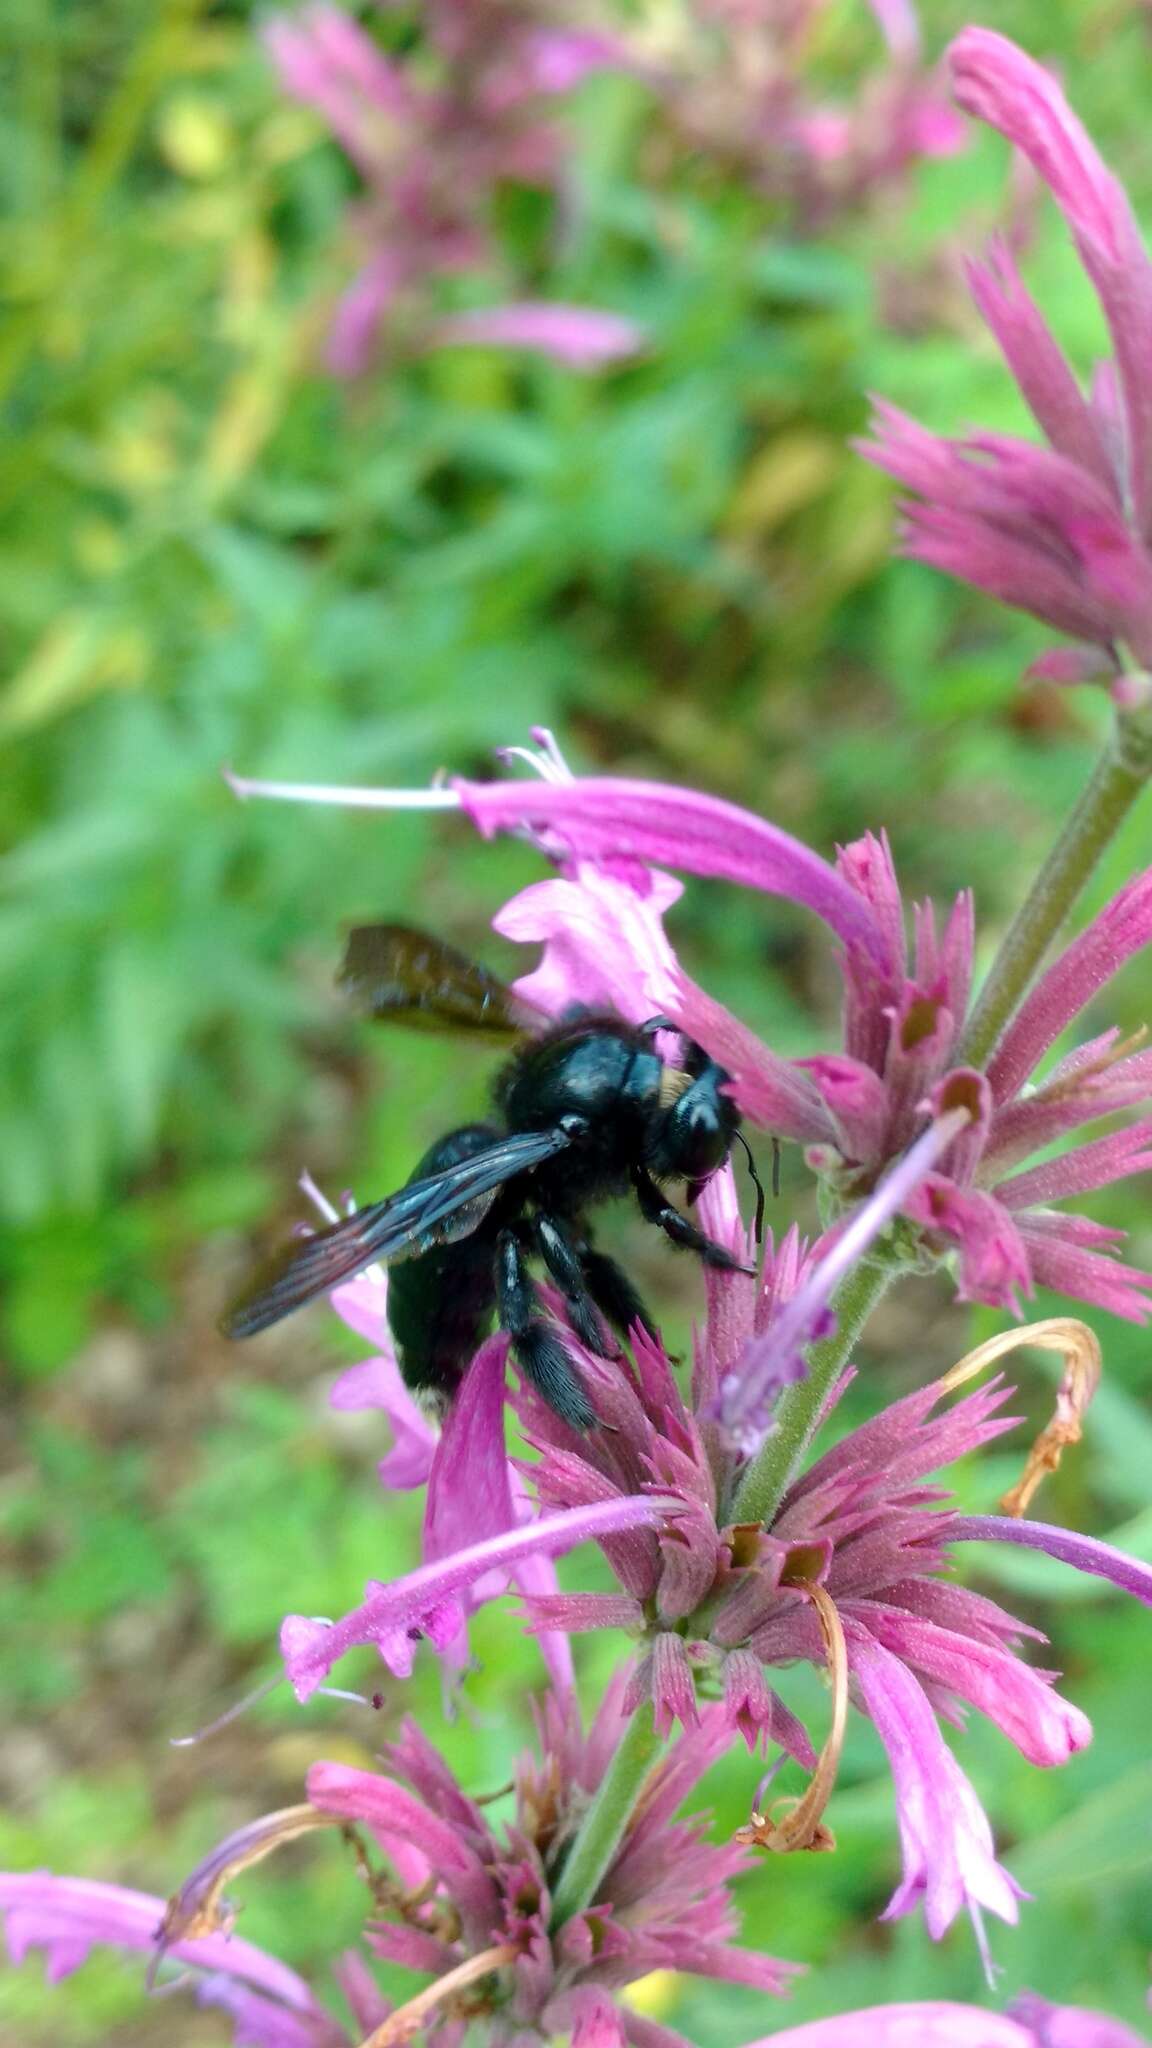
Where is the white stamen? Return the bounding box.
[298,1170,385,1283]
[299,1168,340,1225]
[170,1674,283,1746]
[970,1902,1002,1990]
[529,726,574,778]
[224,768,461,810]
[494,726,574,784]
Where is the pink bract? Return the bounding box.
[863,28,1152,681]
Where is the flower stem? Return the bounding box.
[960,710,1152,1071]
[547,1701,660,1931]
[730,1260,893,1528]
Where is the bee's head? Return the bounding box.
[649,1047,740,1183]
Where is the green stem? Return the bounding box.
[960,710,1152,1072]
[730,1260,894,1528]
[547,1701,660,1931]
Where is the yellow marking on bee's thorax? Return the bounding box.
[658,1065,693,1108]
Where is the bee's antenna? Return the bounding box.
[733,1129,767,1245]
[771,1134,781,1201]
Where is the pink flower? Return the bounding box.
[516,27,638,97]
[709,828,1152,1328]
[265,5,638,375]
[518,1323,1152,1955]
[2,1690,795,2045]
[224,738,1152,1961]
[0,1869,349,2045]
[5,1857,1147,2048]
[454,767,889,968]
[279,1486,664,1701]
[466,770,1152,1327]
[223,743,886,966]
[660,0,963,232]
[308,1689,797,2034]
[313,1180,572,1690]
[862,29,1152,684]
[495,857,686,1021]
[950,30,1152,539]
[228,755,1152,1329]
[434,302,646,369]
[847,1629,1025,1961]
[744,2001,1150,2047]
[264,7,415,175]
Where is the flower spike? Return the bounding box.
[862,28,1152,678]
[950,28,1152,540]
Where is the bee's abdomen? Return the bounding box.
[386,1124,505,1408]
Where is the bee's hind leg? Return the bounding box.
[571,1234,659,1348]
[533,1214,618,1358]
[496,1227,595,1431]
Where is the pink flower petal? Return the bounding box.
[1015,1213,1152,1321]
[494,864,684,1022]
[847,1629,1024,1944]
[434,302,646,369]
[521,28,639,94]
[329,1352,437,1492]
[987,869,1152,1102]
[902,1178,1032,1313]
[650,1630,700,1734]
[948,28,1152,536]
[854,1602,1091,1766]
[454,774,888,967]
[994,1120,1152,1208]
[739,2010,1032,2048]
[950,1516,1152,1607]
[326,253,404,378]
[0,1874,338,2039]
[964,238,1119,492]
[1008,1992,1152,2048]
[423,1335,515,1562]
[307,1763,489,1881]
[280,1495,670,1698]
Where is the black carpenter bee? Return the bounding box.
[223,926,761,1431]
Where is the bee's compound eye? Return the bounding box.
[671,1099,731,1180]
[559,1113,591,1142]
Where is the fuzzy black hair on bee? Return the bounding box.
[224,926,758,1431]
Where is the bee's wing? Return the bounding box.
[338,923,542,1037]
[222,1126,572,1338]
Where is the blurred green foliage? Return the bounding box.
[4,0,1152,2041]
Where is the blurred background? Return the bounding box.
[4,0,1152,2039]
